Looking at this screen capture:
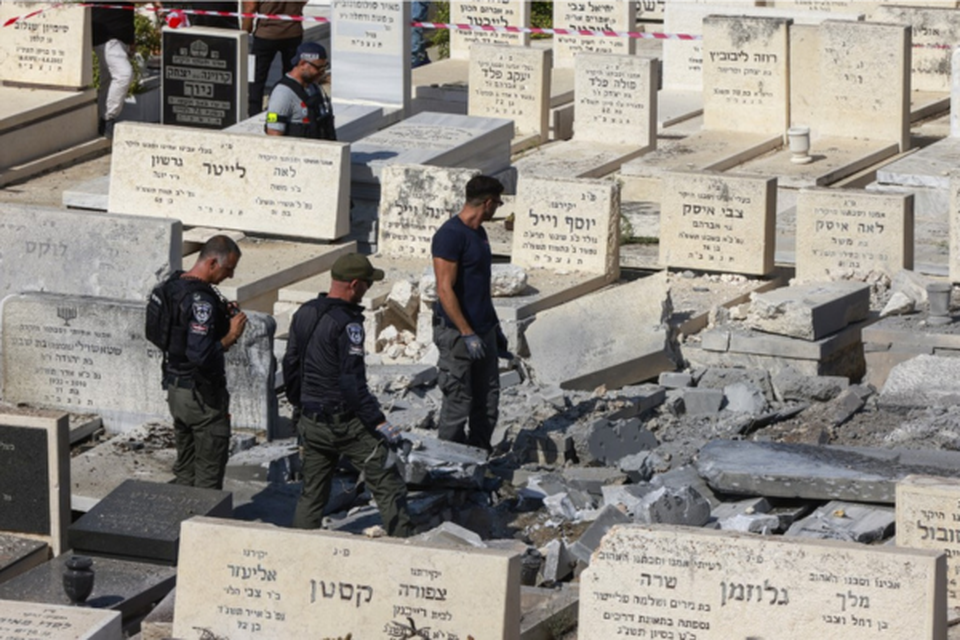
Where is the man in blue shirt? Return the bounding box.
[431,175,507,452]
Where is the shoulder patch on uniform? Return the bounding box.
[346,322,364,345]
[192,300,212,324]
[266,112,279,123]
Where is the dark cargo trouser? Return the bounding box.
[292,412,414,537]
[167,382,231,490]
[433,324,500,451]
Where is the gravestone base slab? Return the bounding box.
[736,137,900,188]
[0,534,48,585]
[514,140,653,180]
[657,89,702,129]
[911,90,950,122]
[862,316,960,387]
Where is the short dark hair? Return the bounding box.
[465,175,504,206]
[199,235,241,263]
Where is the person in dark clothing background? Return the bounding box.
[91,2,135,138]
[162,236,247,490]
[283,253,413,536]
[243,0,305,115]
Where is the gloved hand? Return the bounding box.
[463,333,486,360]
[376,420,402,446]
[496,326,513,360]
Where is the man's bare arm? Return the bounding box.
[433,256,473,335]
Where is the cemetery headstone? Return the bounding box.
[173,516,522,639]
[896,474,960,608]
[874,5,960,94]
[818,20,910,151]
[377,165,479,259]
[795,189,914,281]
[451,0,531,60]
[0,203,181,302]
[0,409,69,556]
[511,175,619,276]
[0,534,47,584]
[1,294,275,434]
[950,175,960,283]
[162,26,248,128]
[552,1,636,69]
[68,480,232,565]
[0,600,121,640]
[332,0,410,113]
[702,15,790,135]
[108,122,350,241]
[0,2,91,88]
[573,52,658,147]
[579,524,947,639]
[660,171,777,276]
[468,44,550,145]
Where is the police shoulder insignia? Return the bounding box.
[266,112,279,123]
[346,323,364,345]
[192,301,213,324]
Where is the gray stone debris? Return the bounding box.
[632,486,712,527]
[490,264,528,296]
[696,367,774,401]
[606,385,667,419]
[681,388,725,416]
[880,290,915,317]
[697,439,960,503]
[586,417,659,465]
[567,505,631,565]
[723,382,767,414]
[618,450,665,483]
[771,367,848,402]
[879,354,960,412]
[413,521,487,548]
[658,372,693,388]
[719,513,781,534]
[785,501,895,543]
[400,436,488,489]
[601,484,656,516]
[538,539,576,585]
[745,282,871,340]
[559,467,628,496]
[890,269,931,305]
[801,388,865,428]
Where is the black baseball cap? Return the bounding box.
[292,41,327,65]
[331,254,384,283]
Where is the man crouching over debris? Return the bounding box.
[283,253,415,536]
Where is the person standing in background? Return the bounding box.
[243,0,305,115]
[91,2,135,138]
[411,1,431,68]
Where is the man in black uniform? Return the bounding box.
[283,254,414,536]
[163,236,247,490]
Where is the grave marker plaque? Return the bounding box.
[897,475,960,608]
[173,517,521,639]
[69,480,231,565]
[702,16,790,135]
[573,53,657,146]
[162,26,248,129]
[552,1,636,69]
[451,0,530,60]
[0,2,91,88]
[109,122,350,240]
[875,5,960,93]
[332,0,410,112]
[0,409,69,556]
[468,44,550,141]
[0,600,120,640]
[795,189,914,281]
[512,176,619,276]
[660,171,776,276]
[377,165,478,259]
[579,524,947,639]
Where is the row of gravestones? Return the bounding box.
[2,432,960,640]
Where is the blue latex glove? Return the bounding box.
[463,333,486,360]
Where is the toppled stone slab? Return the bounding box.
[696,366,774,401]
[799,387,864,428]
[539,540,576,585]
[605,384,666,419]
[746,281,871,340]
[879,354,960,412]
[650,465,721,508]
[632,486,711,527]
[559,467,628,497]
[681,387,724,416]
[697,439,960,503]
[723,381,767,414]
[525,273,676,390]
[414,521,486,548]
[567,505,631,565]
[658,372,692,388]
[772,367,849,402]
[785,500,895,543]
[401,435,488,489]
[520,583,579,639]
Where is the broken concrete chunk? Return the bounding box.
[710,497,772,522]
[697,439,960,503]
[368,363,438,390]
[719,513,780,534]
[681,388,724,416]
[538,539,575,585]
[560,467,628,496]
[658,372,692,388]
[771,367,848,402]
[387,279,419,327]
[544,493,581,521]
[490,264,528,297]
[650,465,721,508]
[633,486,711,527]
[400,436,488,489]
[586,417,659,465]
[746,282,870,340]
[879,354,960,412]
[600,484,656,516]
[606,385,667,419]
[880,291,915,317]
[723,381,767,414]
[784,501,895,543]
[618,450,664,483]
[414,521,487,548]
[568,505,631,565]
[891,269,931,305]
[697,367,774,401]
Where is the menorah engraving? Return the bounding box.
[57,306,78,327]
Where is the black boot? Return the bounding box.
[98,118,106,136]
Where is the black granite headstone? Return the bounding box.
[162,27,245,128]
[68,480,231,565]
[0,427,49,535]
[0,554,176,619]
[0,533,47,584]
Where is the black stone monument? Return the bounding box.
[162,26,247,129]
[68,480,231,565]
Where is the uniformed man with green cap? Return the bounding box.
[283,253,414,536]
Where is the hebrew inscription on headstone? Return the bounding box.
[0,2,91,88]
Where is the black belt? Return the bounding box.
[302,408,356,424]
[433,314,455,329]
[163,375,195,390]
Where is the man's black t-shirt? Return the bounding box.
[431,216,497,335]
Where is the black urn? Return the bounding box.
[62,555,95,605]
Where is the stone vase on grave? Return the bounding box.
[63,555,95,605]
